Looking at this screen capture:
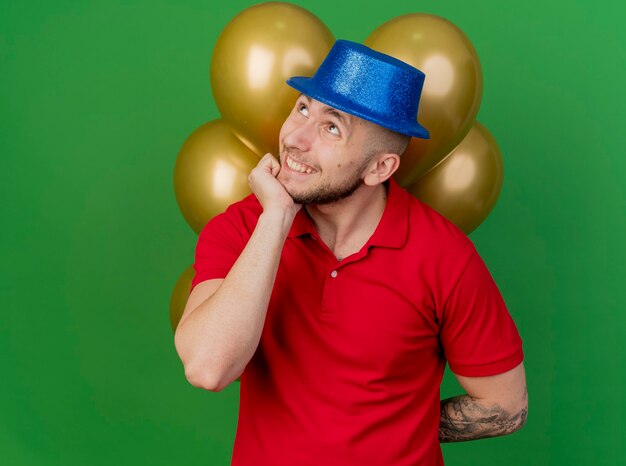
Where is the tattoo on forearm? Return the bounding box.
[439,385,528,443]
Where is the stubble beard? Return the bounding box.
[279,150,369,205]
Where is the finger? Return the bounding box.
[269,156,281,177]
[255,154,273,171]
[259,154,280,176]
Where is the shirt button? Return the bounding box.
[330,270,338,278]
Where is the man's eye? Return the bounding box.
[298,104,309,116]
[327,124,340,136]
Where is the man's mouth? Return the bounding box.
[284,154,317,174]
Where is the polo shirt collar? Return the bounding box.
[288,206,316,238]
[287,177,409,249]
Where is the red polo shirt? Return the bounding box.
[191,178,524,466]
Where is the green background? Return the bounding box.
[2,0,624,464]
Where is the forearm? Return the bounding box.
[439,390,528,443]
[175,209,294,390]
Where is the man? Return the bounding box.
[175,40,527,465]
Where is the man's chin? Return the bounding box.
[281,183,311,205]
[289,187,360,206]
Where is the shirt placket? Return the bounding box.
[310,233,372,321]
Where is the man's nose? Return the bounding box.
[283,119,315,152]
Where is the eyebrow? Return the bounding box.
[299,94,351,127]
[322,107,350,126]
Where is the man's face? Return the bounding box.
[277,94,374,205]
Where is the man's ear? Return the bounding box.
[363,153,400,186]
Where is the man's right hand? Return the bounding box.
[177,153,301,392]
[248,153,302,218]
[177,154,303,391]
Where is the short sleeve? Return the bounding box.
[439,248,524,377]
[189,208,250,294]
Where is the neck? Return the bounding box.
[305,182,389,257]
